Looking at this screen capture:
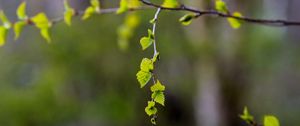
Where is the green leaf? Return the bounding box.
[17,2,27,20]
[0,26,8,46]
[264,115,280,126]
[116,0,128,14]
[0,11,11,29]
[136,70,152,88]
[31,13,51,42]
[82,7,95,20]
[152,52,160,63]
[151,80,165,92]
[140,37,153,50]
[140,29,154,50]
[40,28,51,43]
[152,91,165,106]
[150,117,157,125]
[239,106,254,123]
[145,101,157,116]
[162,0,179,8]
[227,12,242,29]
[91,0,100,8]
[14,21,26,40]
[64,0,75,26]
[128,0,140,8]
[148,29,154,39]
[125,14,140,28]
[179,14,195,26]
[31,13,51,29]
[149,18,156,24]
[140,58,154,72]
[215,0,228,13]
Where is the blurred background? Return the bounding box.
[0,0,299,126]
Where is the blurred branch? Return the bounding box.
[140,0,300,26]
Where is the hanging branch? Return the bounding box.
[140,0,300,26]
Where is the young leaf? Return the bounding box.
[14,21,27,40]
[17,2,27,20]
[145,101,157,116]
[64,0,74,26]
[140,58,154,72]
[91,0,100,12]
[264,115,280,126]
[179,14,195,26]
[0,26,8,46]
[128,0,140,8]
[117,0,128,14]
[31,13,50,29]
[215,0,228,13]
[152,91,165,106]
[148,29,154,39]
[227,12,242,29]
[40,28,51,42]
[136,70,152,88]
[140,37,153,50]
[239,106,254,123]
[82,0,100,20]
[152,52,160,63]
[91,0,100,8]
[0,11,11,29]
[162,0,179,8]
[82,7,95,20]
[140,29,154,50]
[150,117,157,125]
[151,80,165,92]
[125,14,140,28]
[31,13,51,42]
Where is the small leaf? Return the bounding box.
[82,7,95,20]
[17,2,27,20]
[215,0,228,13]
[91,0,100,12]
[227,12,242,29]
[140,37,153,50]
[151,80,165,92]
[40,28,51,43]
[0,26,8,46]
[264,115,280,126]
[64,0,75,26]
[31,13,51,42]
[128,0,140,8]
[239,106,254,123]
[91,0,99,8]
[140,58,154,72]
[0,11,11,29]
[147,29,154,39]
[162,0,179,8]
[125,14,140,28]
[152,91,165,106]
[31,13,51,29]
[152,52,160,63]
[145,101,157,116]
[136,70,152,88]
[116,0,128,14]
[179,14,195,26]
[14,21,27,40]
[149,18,156,24]
[150,117,157,125]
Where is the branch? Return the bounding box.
[140,0,300,26]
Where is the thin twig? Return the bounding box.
[140,0,300,26]
[152,8,161,57]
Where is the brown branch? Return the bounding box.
[140,0,300,26]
